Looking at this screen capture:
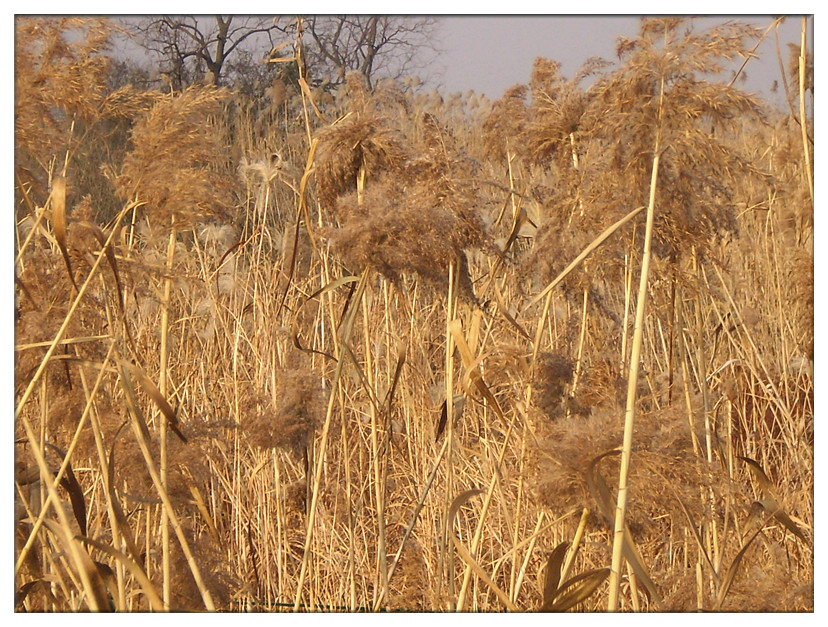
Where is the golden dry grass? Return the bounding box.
[14,16,813,612]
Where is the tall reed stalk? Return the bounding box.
[798,17,813,205]
[607,71,665,611]
[158,220,176,609]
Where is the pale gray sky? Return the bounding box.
[434,16,808,103]
[28,10,809,107]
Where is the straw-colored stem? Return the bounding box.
[456,387,520,610]
[119,360,216,611]
[19,414,108,610]
[158,222,176,609]
[443,259,458,609]
[607,76,664,610]
[508,432,526,602]
[560,507,590,585]
[363,288,389,607]
[568,286,589,416]
[14,344,116,575]
[798,17,814,205]
[293,268,369,611]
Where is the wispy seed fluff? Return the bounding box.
[318,103,497,303]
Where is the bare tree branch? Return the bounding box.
[285,15,439,88]
[128,15,438,93]
[131,16,281,88]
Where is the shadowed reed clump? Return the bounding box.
[531,351,574,419]
[245,368,325,458]
[15,17,157,218]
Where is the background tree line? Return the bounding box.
[126,15,439,93]
[15,15,440,223]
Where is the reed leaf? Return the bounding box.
[79,535,164,611]
[542,568,611,612]
[449,490,519,612]
[45,443,87,537]
[542,542,569,605]
[50,175,78,293]
[119,360,187,443]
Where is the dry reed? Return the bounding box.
[14,15,812,613]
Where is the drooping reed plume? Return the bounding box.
[116,84,237,229]
[317,73,497,303]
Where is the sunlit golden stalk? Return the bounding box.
[294,17,314,144]
[374,436,451,612]
[119,360,216,611]
[77,343,129,609]
[293,268,369,611]
[568,287,589,416]
[507,147,519,221]
[456,384,521,610]
[363,287,389,607]
[627,562,641,611]
[621,243,635,371]
[444,259,458,608]
[19,415,107,610]
[607,85,664,610]
[690,251,722,592]
[508,433,526,602]
[338,383,358,611]
[798,17,814,205]
[158,221,176,609]
[560,507,590,585]
[15,184,53,269]
[513,511,545,600]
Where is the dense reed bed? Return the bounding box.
[14,16,813,612]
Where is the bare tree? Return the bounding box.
[129,15,439,93]
[288,16,440,88]
[133,16,281,89]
